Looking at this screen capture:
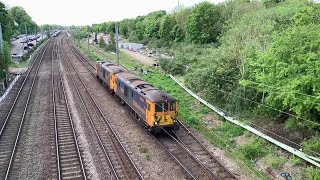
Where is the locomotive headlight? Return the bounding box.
[173,120,176,123]
[155,121,158,125]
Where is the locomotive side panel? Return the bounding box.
[116,77,147,122]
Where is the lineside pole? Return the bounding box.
[115,24,119,66]
[88,33,90,54]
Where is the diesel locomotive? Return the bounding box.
[96,61,179,133]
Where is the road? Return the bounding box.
[120,49,156,66]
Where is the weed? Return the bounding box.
[303,167,320,180]
[265,155,286,169]
[289,156,302,166]
[237,138,269,160]
[216,121,245,138]
[301,136,320,155]
[138,147,148,154]
[144,154,151,161]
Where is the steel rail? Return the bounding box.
[64,38,144,180]
[60,41,121,180]
[52,39,62,180]
[57,39,88,179]
[68,39,228,180]
[53,39,87,179]
[0,40,49,137]
[3,39,51,180]
[161,127,217,180]
[175,120,238,179]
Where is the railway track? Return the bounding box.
[51,39,87,179]
[61,38,143,180]
[174,121,238,179]
[69,37,239,179]
[0,39,51,179]
[157,130,215,179]
[0,77,26,126]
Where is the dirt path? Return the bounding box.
[121,49,156,66]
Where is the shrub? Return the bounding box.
[304,167,320,180]
[238,138,268,160]
[302,136,320,155]
[159,58,185,75]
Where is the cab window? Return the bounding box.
[163,103,169,112]
[170,102,176,111]
[147,104,151,111]
[155,103,163,112]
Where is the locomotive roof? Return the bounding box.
[99,61,125,73]
[116,72,176,103]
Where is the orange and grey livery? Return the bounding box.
[96,61,179,133]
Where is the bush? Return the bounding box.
[159,58,185,75]
[304,167,320,180]
[238,138,268,160]
[302,136,320,155]
[98,36,106,48]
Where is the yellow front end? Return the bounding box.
[145,100,178,128]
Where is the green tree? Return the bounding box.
[98,36,106,48]
[0,2,12,80]
[159,15,175,42]
[171,25,184,42]
[106,32,116,52]
[247,24,320,128]
[174,7,192,35]
[185,2,223,44]
[143,11,166,39]
[0,2,12,41]
[9,6,38,35]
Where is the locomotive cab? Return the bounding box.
[146,98,179,133]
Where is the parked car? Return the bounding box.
[20,38,29,43]
[11,53,22,58]
[23,46,31,50]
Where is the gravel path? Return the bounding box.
[120,49,156,66]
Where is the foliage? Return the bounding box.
[9,6,38,35]
[246,16,320,128]
[238,138,268,160]
[0,2,12,80]
[159,15,175,42]
[0,2,12,41]
[265,155,286,169]
[98,36,106,48]
[301,135,320,155]
[71,26,89,39]
[303,167,320,180]
[143,11,166,39]
[81,0,316,138]
[159,58,185,75]
[78,40,303,179]
[185,2,223,44]
[105,32,116,52]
